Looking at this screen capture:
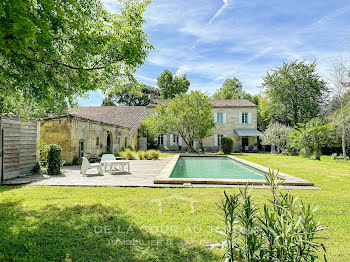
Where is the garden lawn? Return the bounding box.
[0,154,349,261]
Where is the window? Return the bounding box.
[96,137,99,146]
[242,113,248,124]
[173,134,179,145]
[217,134,223,146]
[157,135,164,145]
[216,113,224,124]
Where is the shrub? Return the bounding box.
[31,162,41,175]
[148,150,160,159]
[221,137,233,154]
[143,150,150,160]
[137,151,145,160]
[219,170,327,262]
[331,153,337,160]
[47,144,62,176]
[123,149,137,160]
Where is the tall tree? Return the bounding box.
[157,69,190,99]
[212,77,243,99]
[143,91,215,152]
[262,61,328,126]
[102,83,160,106]
[0,0,152,117]
[328,56,350,158]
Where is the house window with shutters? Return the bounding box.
[216,113,224,124]
[157,135,164,145]
[217,134,223,146]
[173,134,179,145]
[242,113,248,124]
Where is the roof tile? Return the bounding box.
[68,106,147,131]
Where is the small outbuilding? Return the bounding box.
[0,115,39,182]
[40,106,147,164]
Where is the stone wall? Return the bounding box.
[41,116,138,163]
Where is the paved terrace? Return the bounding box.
[3,156,319,189]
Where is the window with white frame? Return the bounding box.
[157,135,164,145]
[217,134,223,146]
[173,134,179,145]
[242,113,248,124]
[216,112,224,124]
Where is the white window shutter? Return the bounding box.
[213,112,217,123]
[214,135,218,146]
[170,134,174,146]
[193,141,197,149]
[248,112,252,124]
[179,136,182,146]
[239,112,242,124]
[223,112,226,123]
[163,135,167,146]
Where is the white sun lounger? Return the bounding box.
[80,157,103,177]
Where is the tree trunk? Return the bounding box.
[341,105,347,159]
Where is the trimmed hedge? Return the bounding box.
[47,144,62,176]
[221,137,233,154]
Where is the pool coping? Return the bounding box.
[154,154,314,186]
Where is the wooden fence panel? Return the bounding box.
[1,117,38,181]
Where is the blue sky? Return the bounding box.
[78,0,350,106]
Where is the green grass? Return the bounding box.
[0,154,349,261]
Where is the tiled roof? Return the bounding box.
[210,99,256,107]
[68,106,147,131]
[148,98,256,108]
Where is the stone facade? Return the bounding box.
[149,105,259,152]
[40,116,138,164]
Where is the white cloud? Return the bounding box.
[208,0,234,24]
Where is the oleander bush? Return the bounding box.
[220,170,327,262]
[47,144,62,176]
[221,137,234,154]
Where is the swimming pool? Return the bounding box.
[170,156,266,180]
[154,155,314,186]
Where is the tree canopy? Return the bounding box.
[143,91,215,152]
[260,122,291,153]
[262,61,328,126]
[0,0,152,117]
[289,118,337,160]
[157,69,190,99]
[102,83,159,106]
[212,77,244,99]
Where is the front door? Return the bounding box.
[242,137,249,151]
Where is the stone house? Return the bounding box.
[147,99,261,152]
[40,106,147,164]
